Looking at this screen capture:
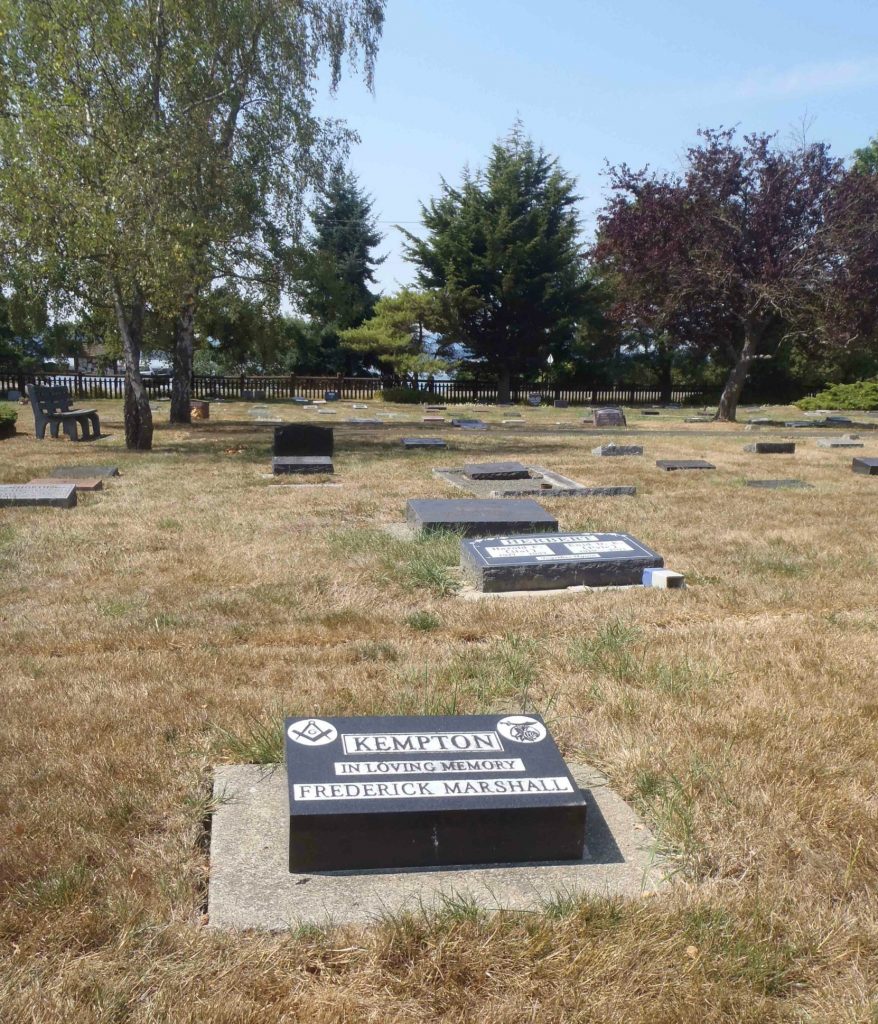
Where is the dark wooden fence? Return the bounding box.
[0,369,706,406]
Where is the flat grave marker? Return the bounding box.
[50,465,119,478]
[422,416,446,423]
[463,461,530,480]
[0,483,77,508]
[29,476,103,492]
[451,417,486,428]
[406,498,557,537]
[852,457,878,476]
[592,444,643,457]
[284,713,586,872]
[745,479,812,489]
[403,437,447,449]
[461,531,663,593]
[656,459,716,471]
[272,456,333,475]
[744,442,796,454]
[817,438,863,448]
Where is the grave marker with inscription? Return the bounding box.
[461,531,663,592]
[0,483,77,508]
[285,713,586,871]
[463,461,530,480]
[406,498,557,537]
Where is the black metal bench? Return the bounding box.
[26,384,101,441]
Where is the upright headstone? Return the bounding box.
[591,408,627,427]
[406,498,557,537]
[273,424,333,457]
[527,393,542,407]
[324,391,340,402]
[461,531,663,592]
[285,713,586,871]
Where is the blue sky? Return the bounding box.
[318,0,878,293]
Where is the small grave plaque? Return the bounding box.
[29,476,102,492]
[745,479,812,489]
[406,498,557,537]
[592,408,627,427]
[291,396,312,405]
[273,425,333,457]
[272,456,333,475]
[50,465,119,478]
[461,531,663,592]
[852,457,878,476]
[464,461,530,480]
[0,483,77,508]
[656,459,715,471]
[817,438,863,448]
[425,404,447,411]
[422,416,446,423]
[403,437,447,449]
[451,418,486,428]
[784,421,812,428]
[284,713,586,871]
[553,399,569,408]
[641,410,660,416]
[743,442,795,454]
[591,444,643,457]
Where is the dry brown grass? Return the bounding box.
[1,399,877,1023]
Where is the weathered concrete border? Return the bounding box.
[208,762,670,930]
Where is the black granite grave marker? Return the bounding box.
[273,424,334,457]
[285,713,586,871]
[743,442,796,454]
[406,498,557,537]
[403,437,447,449]
[852,457,878,475]
[656,459,716,471]
[461,531,663,592]
[463,461,530,480]
[272,456,334,475]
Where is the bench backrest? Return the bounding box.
[27,384,74,415]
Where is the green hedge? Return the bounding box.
[380,387,440,404]
[795,380,878,411]
[0,403,17,439]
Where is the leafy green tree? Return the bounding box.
[339,288,447,374]
[852,134,878,175]
[0,0,384,448]
[401,125,593,402]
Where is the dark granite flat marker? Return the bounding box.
[451,418,487,428]
[273,424,333,457]
[272,456,333,475]
[656,459,715,471]
[464,461,530,480]
[461,531,663,593]
[403,438,447,449]
[553,399,569,408]
[50,465,119,478]
[852,457,878,475]
[743,442,796,454]
[641,410,660,416]
[784,421,812,428]
[425,404,447,411]
[0,483,77,508]
[29,476,103,492]
[406,499,557,537]
[285,713,586,872]
[745,479,812,490]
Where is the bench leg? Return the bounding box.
[35,419,47,439]
[63,419,79,442]
[87,413,100,439]
[49,420,60,438]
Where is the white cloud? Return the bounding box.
[735,58,878,100]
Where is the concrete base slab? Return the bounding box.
[433,466,629,499]
[208,763,668,930]
[29,476,103,491]
[459,583,641,601]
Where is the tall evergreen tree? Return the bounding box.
[297,164,384,371]
[401,125,592,402]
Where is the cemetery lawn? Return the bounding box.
[2,400,877,1023]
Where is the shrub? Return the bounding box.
[380,387,440,404]
[796,380,878,411]
[0,403,17,439]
